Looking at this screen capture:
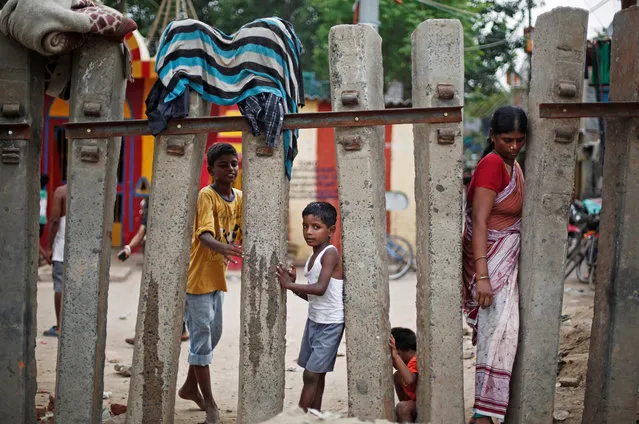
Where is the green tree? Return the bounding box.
[103,0,533,100]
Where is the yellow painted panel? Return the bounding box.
[111,222,122,247]
[220,110,243,138]
[141,135,155,182]
[50,98,132,119]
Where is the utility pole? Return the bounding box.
[358,0,380,32]
[526,0,533,92]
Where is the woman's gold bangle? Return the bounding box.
[474,255,487,263]
[477,275,490,281]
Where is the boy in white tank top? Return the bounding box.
[276,202,344,412]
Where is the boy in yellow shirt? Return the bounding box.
[178,143,243,424]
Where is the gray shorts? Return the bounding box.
[297,319,344,373]
[52,261,63,293]
[184,291,224,366]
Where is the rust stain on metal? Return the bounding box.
[0,123,30,140]
[255,146,274,157]
[63,107,463,139]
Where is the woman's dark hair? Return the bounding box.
[391,327,417,352]
[303,201,337,227]
[482,106,528,158]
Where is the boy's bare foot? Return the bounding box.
[178,386,205,411]
[199,406,220,424]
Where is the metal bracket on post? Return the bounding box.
[338,135,362,151]
[166,139,186,156]
[554,127,577,144]
[1,103,22,118]
[557,82,578,98]
[341,90,360,106]
[83,102,103,118]
[436,83,455,100]
[436,128,456,144]
[79,145,100,162]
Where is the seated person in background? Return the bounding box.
[390,327,418,423]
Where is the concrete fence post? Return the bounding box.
[237,135,288,423]
[328,24,394,421]
[126,93,209,424]
[411,19,465,424]
[583,6,639,423]
[54,39,126,423]
[507,7,588,423]
[0,35,45,424]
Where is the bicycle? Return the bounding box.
[564,228,598,284]
[386,234,414,280]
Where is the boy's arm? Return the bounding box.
[199,232,243,263]
[277,248,339,296]
[45,187,63,262]
[393,354,417,386]
[389,336,417,385]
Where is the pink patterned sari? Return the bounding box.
[462,161,524,421]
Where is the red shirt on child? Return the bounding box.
[402,356,418,401]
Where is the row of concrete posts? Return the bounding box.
[0,6,638,424]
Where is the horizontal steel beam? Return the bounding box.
[540,102,639,119]
[64,106,462,139]
[0,123,31,140]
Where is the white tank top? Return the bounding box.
[52,216,66,262]
[304,245,344,324]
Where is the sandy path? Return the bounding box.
[35,252,594,423]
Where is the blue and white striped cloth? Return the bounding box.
[154,17,304,178]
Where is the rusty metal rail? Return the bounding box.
[540,102,639,119]
[0,123,31,140]
[63,106,462,139]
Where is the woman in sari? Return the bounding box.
[463,106,528,423]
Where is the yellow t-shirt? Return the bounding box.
[187,186,242,294]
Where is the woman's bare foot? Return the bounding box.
[199,406,220,424]
[178,386,205,411]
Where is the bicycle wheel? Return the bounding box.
[576,238,595,284]
[386,235,414,280]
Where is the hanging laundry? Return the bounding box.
[237,93,285,149]
[0,0,137,56]
[146,17,304,179]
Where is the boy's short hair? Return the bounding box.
[391,327,417,352]
[207,143,238,167]
[302,202,337,227]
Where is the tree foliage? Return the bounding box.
[101,1,534,101]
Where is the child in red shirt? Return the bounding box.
[390,327,418,422]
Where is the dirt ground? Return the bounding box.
[35,251,595,423]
